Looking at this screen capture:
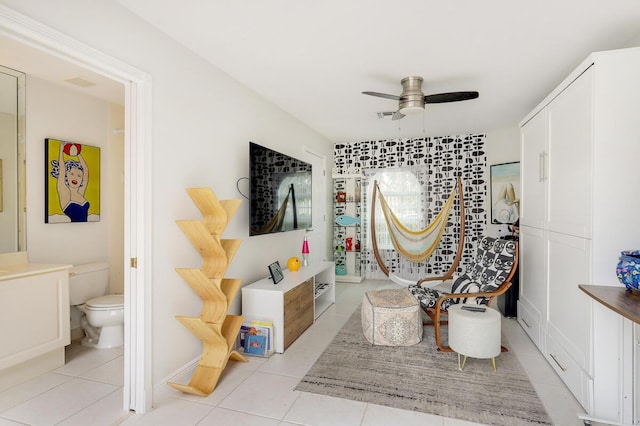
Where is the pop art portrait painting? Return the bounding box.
[45,138,100,223]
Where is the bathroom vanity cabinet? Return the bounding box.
[0,252,71,392]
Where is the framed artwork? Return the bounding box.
[490,161,520,224]
[268,261,284,284]
[44,138,101,223]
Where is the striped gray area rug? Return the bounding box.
[295,307,552,425]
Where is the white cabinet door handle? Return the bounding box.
[549,353,567,371]
[539,152,544,182]
[539,152,548,182]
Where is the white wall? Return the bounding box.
[0,0,333,388]
[484,125,521,238]
[624,34,640,48]
[25,76,111,265]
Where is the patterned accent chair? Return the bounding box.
[407,236,518,352]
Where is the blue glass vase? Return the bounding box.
[616,250,640,292]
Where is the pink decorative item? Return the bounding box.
[302,236,310,266]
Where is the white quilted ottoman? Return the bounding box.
[448,304,501,371]
[361,288,423,346]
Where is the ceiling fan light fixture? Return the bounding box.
[398,105,423,115]
[398,76,425,114]
[363,75,478,120]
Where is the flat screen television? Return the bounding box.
[249,142,312,236]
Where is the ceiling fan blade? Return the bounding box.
[391,110,405,120]
[423,91,479,104]
[362,91,402,101]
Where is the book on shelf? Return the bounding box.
[238,324,251,349]
[315,282,331,297]
[250,320,274,352]
[237,320,274,355]
[244,333,267,356]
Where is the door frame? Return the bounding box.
[0,5,153,413]
[303,145,328,264]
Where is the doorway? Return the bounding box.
[0,8,151,413]
[303,146,328,264]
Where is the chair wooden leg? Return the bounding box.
[423,307,454,352]
[422,320,448,326]
[434,315,453,353]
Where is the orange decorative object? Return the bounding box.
[287,256,301,272]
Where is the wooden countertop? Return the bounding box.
[579,284,640,324]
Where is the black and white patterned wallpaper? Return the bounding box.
[333,135,487,281]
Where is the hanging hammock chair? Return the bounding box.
[371,176,466,286]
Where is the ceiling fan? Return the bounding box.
[362,76,479,120]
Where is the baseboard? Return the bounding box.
[70,327,85,342]
[154,355,199,396]
[0,348,64,393]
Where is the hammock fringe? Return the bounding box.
[371,177,465,282]
[378,183,456,262]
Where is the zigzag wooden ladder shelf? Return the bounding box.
[167,188,247,396]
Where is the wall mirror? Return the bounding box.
[0,65,26,253]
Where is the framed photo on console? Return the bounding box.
[268,261,284,284]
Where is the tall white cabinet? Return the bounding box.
[518,47,640,424]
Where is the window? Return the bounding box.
[367,170,421,250]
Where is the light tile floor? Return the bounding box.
[0,280,596,426]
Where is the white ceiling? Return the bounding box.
[115,0,640,142]
[0,34,124,108]
[2,2,640,143]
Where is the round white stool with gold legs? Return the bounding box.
[447,303,501,371]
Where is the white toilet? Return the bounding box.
[69,262,124,349]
